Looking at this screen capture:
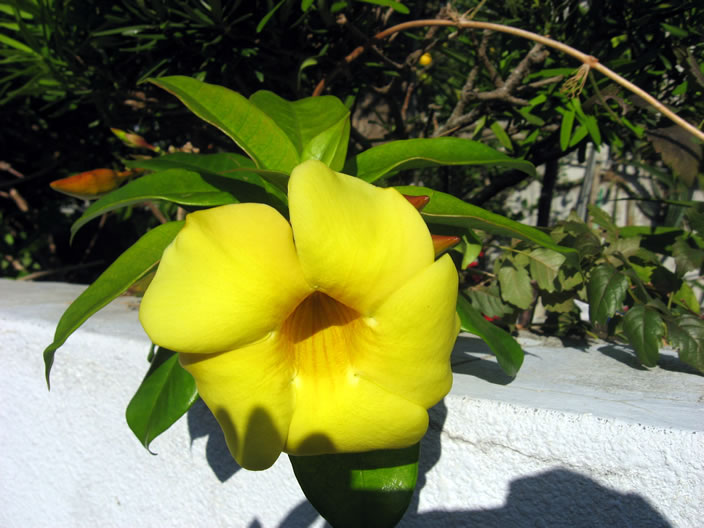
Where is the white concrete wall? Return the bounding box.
[1,279,702,527]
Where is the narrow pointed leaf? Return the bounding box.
[587,264,629,326]
[148,76,299,172]
[457,293,524,376]
[70,169,249,238]
[622,305,665,367]
[397,185,578,264]
[126,347,199,450]
[290,444,419,528]
[43,221,184,386]
[345,137,535,183]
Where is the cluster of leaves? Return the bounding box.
[463,204,704,372]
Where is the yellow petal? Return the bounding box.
[140,203,312,354]
[179,335,294,470]
[286,370,429,455]
[288,160,434,314]
[356,254,460,408]
[277,291,430,455]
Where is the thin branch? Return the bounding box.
[313,18,704,143]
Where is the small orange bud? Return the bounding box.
[431,234,461,256]
[50,168,136,199]
[403,194,430,211]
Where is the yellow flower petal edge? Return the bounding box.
[139,160,460,470]
[288,160,435,314]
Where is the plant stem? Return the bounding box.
[314,19,704,143]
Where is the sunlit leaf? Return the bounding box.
[347,137,535,183]
[126,347,199,450]
[528,248,566,293]
[498,263,533,309]
[667,315,704,373]
[43,221,184,386]
[622,305,665,367]
[457,293,524,376]
[149,76,299,172]
[249,90,350,171]
[290,444,418,528]
[397,186,578,264]
[587,264,629,326]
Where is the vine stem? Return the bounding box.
[314,19,704,143]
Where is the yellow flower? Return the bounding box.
[139,160,460,470]
[419,52,432,66]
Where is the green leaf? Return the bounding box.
[289,444,419,528]
[149,76,299,172]
[467,284,510,319]
[256,0,286,32]
[560,108,575,151]
[358,0,410,14]
[587,264,629,326]
[673,282,700,314]
[249,91,350,171]
[346,137,536,183]
[397,185,578,264]
[667,315,704,373]
[70,169,240,238]
[588,204,619,240]
[622,305,665,367]
[43,221,184,387]
[498,263,534,309]
[673,238,704,275]
[490,121,513,151]
[126,347,198,450]
[124,152,289,205]
[528,248,566,293]
[457,294,524,376]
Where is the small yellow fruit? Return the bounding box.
[419,52,432,66]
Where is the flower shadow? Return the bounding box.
[187,398,241,482]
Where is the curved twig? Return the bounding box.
[313,19,704,143]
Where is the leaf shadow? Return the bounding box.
[450,335,530,385]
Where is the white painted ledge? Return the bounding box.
[0,279,702,527]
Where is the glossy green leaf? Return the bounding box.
[126,347,198,450]
[587,264,629,326]
[149,76,299,172]
[397,185,578,264]
[70,169,241,238]
[125,151,291,203]
[528,248,566,293]
[43,221,184,386]
[290,444,419,528]
[498,263,534,309]
[457,293,524,376]
[667,315,704,373]
[622,305,665,367]
[346,137,536,183]
[249,91,350,171]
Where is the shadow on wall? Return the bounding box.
[187,375,671,528]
